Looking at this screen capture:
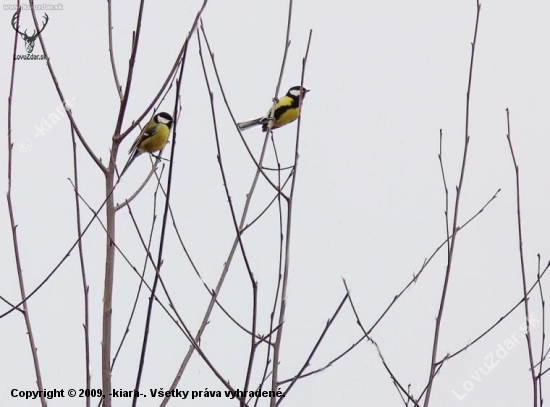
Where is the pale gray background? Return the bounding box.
[1,1,549,406]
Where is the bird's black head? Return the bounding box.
[287,86,310,100]
[154,112,174,128]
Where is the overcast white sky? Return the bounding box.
[1,1,550,406]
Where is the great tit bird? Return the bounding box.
[120,112,174,177]
[238,86,310,132]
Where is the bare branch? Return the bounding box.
[423,2,481,405]
[505,107,538,406]
[29,0,105,171]
[437,261,550,365]
[272,29,313,406]
[7,5,47,404]
[106,0,123,99]
[69,123,91,407]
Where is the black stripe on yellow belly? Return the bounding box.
[262,105,299,132]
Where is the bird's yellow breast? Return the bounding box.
[273,106,299,128]
[270,95,300,129]
[137,125,170,153]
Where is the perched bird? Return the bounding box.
[120,112,174,177]
[238,86,310,132]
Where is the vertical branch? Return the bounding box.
[423,2,481,405]
[438,129,451,255]
[111,201,159,371]
[270,30,313,407]
[131,40,188,407]
[264,132,286,402]
[113,0,147,135]
[536,254,545,406]
[197,34,259,406]
[160,15,289,401]
[506,108,538,407]
[107,0,123,100]
[274,0,293,97]
[110,4,209,395]
[69,124,91,407]
[102,151,117,407]
[6,4,46,406]
[199,23,280,193]
[117,0,210,140]
[103,2,147,404]
[160,66,272,407]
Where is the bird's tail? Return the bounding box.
[119,151,140,178]
[237,117,262,131]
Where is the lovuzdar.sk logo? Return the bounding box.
[11,9,49,60]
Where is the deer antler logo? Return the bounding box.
[11,10,49,54]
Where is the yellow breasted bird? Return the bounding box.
[238,86,310,131]
[120,112,173,176]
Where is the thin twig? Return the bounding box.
[242,170,294,233]
[106,0,123,99]
[111,185,160,371]
[272,29,313,406]
[199,23,283,196]
[118,0,210,140]
[160,56,272,407]
[437,261,550,365]
[283,188,500,390]
[7,5,46,405]
[274,0,294,98]
[438,129,451,256]
[262,123,287,406]
[536,255,545,404]
[29,0,104,171]
[506,107,538,406]
[369,189,499,339]
[113,0,147,137]
[115,156,164,211]
[423,3,481,405]
[147,166,262,338]
[69,123,91,407]
[278,293,349,404]
[131,30,187,406]
[197,33,259,406]
[266,4,297,402]
[99,0,152,400]
[345,281,420,407]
